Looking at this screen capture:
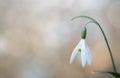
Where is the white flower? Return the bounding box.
[70,39,92,67]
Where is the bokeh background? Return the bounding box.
[0,0,120,78]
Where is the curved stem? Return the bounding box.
[93,22,117,73]
[72,16,117,72]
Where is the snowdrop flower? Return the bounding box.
[70,27,92,67]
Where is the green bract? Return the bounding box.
[81,27,87,39]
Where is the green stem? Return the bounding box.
[72,16,117,72]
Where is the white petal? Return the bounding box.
[70,39,83,64]
[81,39,87,67]
[76,39,84,49]
[70,50,78,64]
[86,50,92,65]
[81,50,87,67]
[86,46,92,65]
[77,53,81,63]
[84,40,92,65]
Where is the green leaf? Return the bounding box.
[92,70,120,78]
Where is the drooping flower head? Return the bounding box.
[70,27,92,67]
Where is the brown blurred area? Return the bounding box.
[0,0,120,78]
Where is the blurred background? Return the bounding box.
[0,0,120,78]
